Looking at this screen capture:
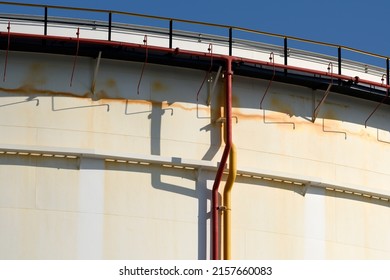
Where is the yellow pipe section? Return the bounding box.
[223,143,237,260]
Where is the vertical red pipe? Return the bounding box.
[212,57,233,260]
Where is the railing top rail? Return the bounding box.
[0,1,388,61]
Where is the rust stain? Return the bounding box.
[95,89,120,100]
[232,109,261,121]
[104,98,152,106]
[106,78,117,88]
[95,90,107,100]
[232,93,240,108]
[101,98,209,113]
[0,85,89,98]
[94,78,121,99]
[288,93,309,101]
[0,84,380,143]
[29,63,44,73]
[212,84,224,120]
[324,100,349,109]
[125,98,211,112]
[322,109,338,120]
[24,63,47,87]
[359,128,373,140]
[152,81,169,92]
[271,96,294,116]
[162,101,207,112]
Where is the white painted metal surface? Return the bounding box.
[0,16,390,260]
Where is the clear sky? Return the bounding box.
[1,0,390,59]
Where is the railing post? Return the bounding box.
[169,19,173,49]
[338,46,342,75]
[108,12,112,41]
[284,37,288,75]
[44,6,48,36]
[387,58,389,86]
[229,27,232,56]
[338,46,342,85]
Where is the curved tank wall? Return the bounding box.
[1,14,390,260]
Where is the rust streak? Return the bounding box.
[98,98,210,113]
[0,85,382,142]
[106,78,116,88]
[322,109,338,120]
[231,94,240,108]
[271,97,294,116]
[151,81,169,92]
[24,63,47,87]
[0,85,89,98]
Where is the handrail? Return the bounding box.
[0,1,389,61]
[1,12,383,75]
[0,1,389,86]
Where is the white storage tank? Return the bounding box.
[1,3,390,259]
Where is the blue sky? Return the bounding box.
[2,0,390,61]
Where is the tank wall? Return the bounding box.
[1,50,390,259]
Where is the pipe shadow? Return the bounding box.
[51,95,110,112]
[199,76,223,161]
[150,168,211,259]
[0,96,39,108]
[233,75,390,133]
[199,122,221,161]
[149,100,211,259]
[125,99,151,116]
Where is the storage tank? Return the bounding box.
[1,3,390,259]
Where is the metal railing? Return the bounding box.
[0,1,389,85]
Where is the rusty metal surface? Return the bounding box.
[0,40,390,260]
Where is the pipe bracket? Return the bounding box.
[215,116,238,124]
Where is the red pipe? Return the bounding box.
[211,57,233,260]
